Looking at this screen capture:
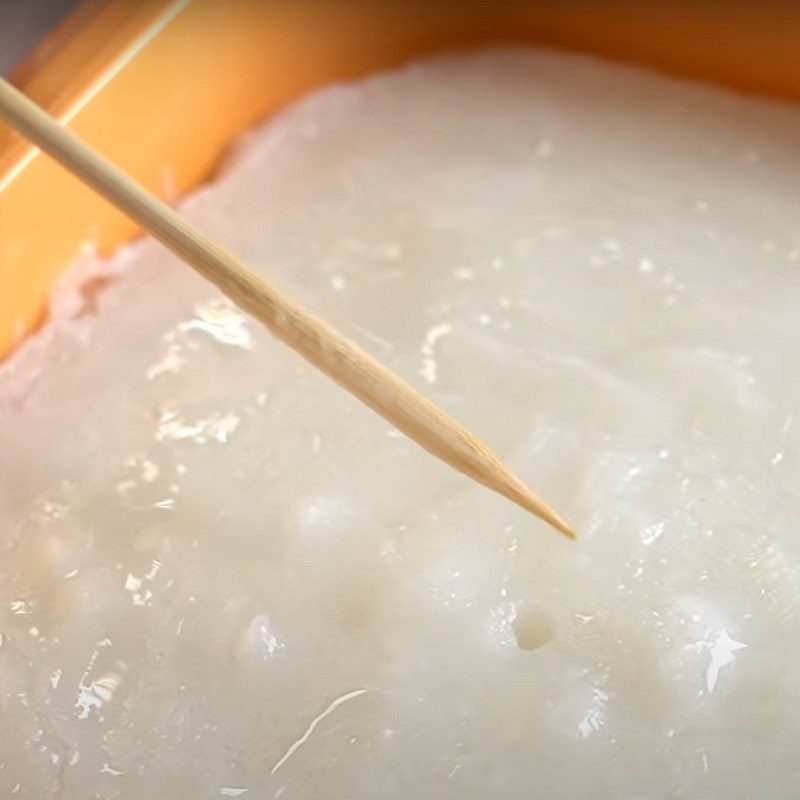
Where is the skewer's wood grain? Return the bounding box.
[0,76,576,539]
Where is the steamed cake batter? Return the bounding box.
[2,48,800,798]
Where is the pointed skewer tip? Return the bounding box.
[529,500,578,540]
[497,474,577,540]
[548,513,579,541]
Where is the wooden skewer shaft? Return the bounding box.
[0,77,576,539]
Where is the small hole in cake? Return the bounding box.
[513,605,557,651]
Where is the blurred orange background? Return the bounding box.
[2,0,800,359]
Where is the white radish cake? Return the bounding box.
[1,48,800,799]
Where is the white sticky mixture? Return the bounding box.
[2,48,800,799]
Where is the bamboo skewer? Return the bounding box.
[0,76,576,539]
